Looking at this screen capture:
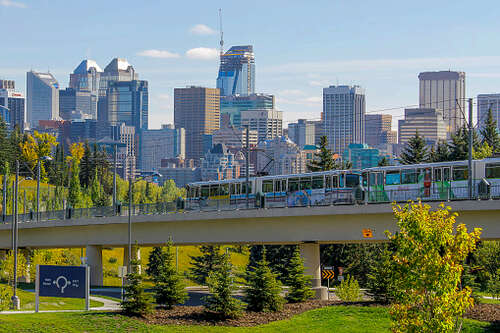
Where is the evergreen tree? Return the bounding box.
[0,117,11,174]
[377,156,390,167]
[429,140,451,162]
[248,245,295,283]
[80,141,93,188]
[67,143,84,208]
[366,248,395,304]
[90,169,109,207]
[399,131,428,164]
[189,245,225,285]
[244,250,284,312]
[449,125,480,161]
[480,108,500,152]
[204,253,243,319]
[307,136,334,172]
[146,246,165,279]
[286,247,314,303]
[121,258,153,316]
[152,241,187,309]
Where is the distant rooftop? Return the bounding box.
[73,59,103,74]
[104,58,133,73]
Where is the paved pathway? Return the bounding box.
[0,296,120,314]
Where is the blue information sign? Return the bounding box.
[38,265,87,298]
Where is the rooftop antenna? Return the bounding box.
[219,8,224,57]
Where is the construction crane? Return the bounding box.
[219,8,224,56]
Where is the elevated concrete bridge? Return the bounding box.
[0,200,499,298]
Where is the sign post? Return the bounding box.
[118,266,127,301]
[321,266,335,301]
[35,265,90,312]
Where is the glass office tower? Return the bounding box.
[216,45,255,96]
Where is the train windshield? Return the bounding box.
[345,174,360,187]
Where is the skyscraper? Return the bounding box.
[220,93,273,126]
[139,126,185,172]
[398,108,447,146]
[216,45,255,96]
[105,80,148,131]
[418,71,466,136]
[288,119,315,148]
[365,114,397,148]
[240,109,283,143]
[26,71,59,129]
[0,80,25,130]
[323,85,365,153]
[174,86,220,162]
[59,88,93,120]
[477,94,500,133]
[69,59,102,118]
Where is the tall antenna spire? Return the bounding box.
[219,8,224,57]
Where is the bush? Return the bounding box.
[286,247,314,303]
[121,259,153,317]
[244,250,284,312]
[336,275,361,302]
[203,253,243,319]
[0,284,11,311]
[488,268,500,299]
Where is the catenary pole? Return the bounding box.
[468,98,473,199]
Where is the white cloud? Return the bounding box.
[0,0,26,8]
[185,47,218,60]
[137,49,180,59]
[190,24,217,35]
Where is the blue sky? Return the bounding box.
[2,0,500,129]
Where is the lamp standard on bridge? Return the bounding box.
[127,170,162,272]
[36,156,53,221]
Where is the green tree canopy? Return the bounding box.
[307,136,335,172]
[189,245,225,285]
[399,131,428,164]
[480,108,500,152]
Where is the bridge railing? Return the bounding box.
[1,183,499,224]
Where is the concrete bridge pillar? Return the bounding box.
[86,245,103,286]
[123,245,141,274]
[299,242,327,300]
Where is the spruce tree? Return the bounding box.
[378,156,390,167]
[366,249,395,304]
[203,252,243,319]
[480,108,500,153]
[146,246,164,279]
[286,247,314,303]
[307,136,334,172]
[68,162,83,208]
[152,241,187,309]
[449,125,480,161]
[399,131,428,164]
[429,140,451,162]
[248,245,295,283]
[0,117,10,174]
[80,141,92,188]
[189,245,224,285]
[121,258,153,316]
[244,250,284,312]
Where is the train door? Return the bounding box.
[369,171,386,202]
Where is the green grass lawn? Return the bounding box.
[476,292,500,305]
[2,287,103,311]
[0,305,496,333]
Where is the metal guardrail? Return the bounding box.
[1,184,499,225]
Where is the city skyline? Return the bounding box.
[2,1,500,130]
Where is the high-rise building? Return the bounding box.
[323,85,365,153]
[220,93,274,126]
[364,114,397,148]
[398,108,447,146]
[240,109,283,144]
[312,120,325,146]
[212,126,258,150]
[477,94,500,133]
[216,45,255,96]
[342,143,386,169]
[201,143,240,181]
[418,71,466,136]
[59,119,111,148]
[111,123,136,180]
[288,119,315,148]
[139,126,185,172]
[69,59,102,118]
[0,81,25,130]
[105,80,148,131]
[174,86,220,162]
[59,88,93,120]
[26,71,59,129]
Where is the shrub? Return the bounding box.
[0,284,11,311]
[336,275,361,302]
[286,247,314,303]
[488,268,500,299]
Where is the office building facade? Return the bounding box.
[26,71,59,129]
[220,93,274,127]
[59,88,93,120]
[418,71,466,136]
[139,127,185,172]
[343,143,385,169]
[216,45,255,96]
[105,80,148,131]
[174,86,220,162]
[212,126,258,150]
[323,85,365,153]
[288,119,315,148]
[477,94,500,132]
[398,108,447,146]
[69,59,102,118]
[201,143,240,181]
[240,109,283,143]
[0,83,25,130]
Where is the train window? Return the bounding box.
[300,177,312,190]
[346,174,360,187]
[332,175,339,188]
[486,164,500,178]
[385,170,401,185]
[242,182,252,194]
[434,168,442,182]
[273,180,280,192]
[210,185,219,196]
[288,178,299,192]
[201,186,209,198]
[453,167,468,181]
[263,180,273,193]
[325,176,332,189]
[443,168,450,181]
[312,176,324,189]
[370,173,383,186]
[401,169,417,184]
[220,184,229,195]
[339,174,345,187]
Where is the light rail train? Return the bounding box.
[185,158,500,207]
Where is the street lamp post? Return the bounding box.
[11,160,20,310]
